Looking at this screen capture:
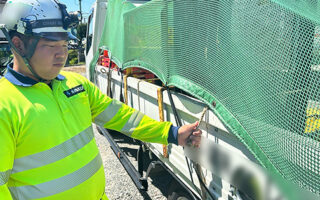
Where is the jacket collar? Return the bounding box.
[4,65,65,87]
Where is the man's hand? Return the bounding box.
[178,121,202,147]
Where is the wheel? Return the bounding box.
[167,179,193,200]
[168,190,192,200]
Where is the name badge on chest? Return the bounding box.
[64,85,85,97]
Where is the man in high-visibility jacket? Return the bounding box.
[0,0,201,199]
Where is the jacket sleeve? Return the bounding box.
[82,76,172,145]
[0,108,15,199]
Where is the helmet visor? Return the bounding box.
[37,32,78,41]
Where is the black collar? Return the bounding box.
[4,65,65,87]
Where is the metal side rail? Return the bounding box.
[96,126,148,191]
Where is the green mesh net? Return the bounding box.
[90,0,320,195]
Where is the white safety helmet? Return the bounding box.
[0,0,79,82]
[1,0,79,41]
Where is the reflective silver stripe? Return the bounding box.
[12,126,94,173]
[9,153,102,199]
[121,110,144,136]
[94,99,122,126]
[0,169,11,185]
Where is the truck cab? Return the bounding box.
[0,0,11,76]
[0,39,11,75]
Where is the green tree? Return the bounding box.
[68,23,87,64]
[77,23,87,47]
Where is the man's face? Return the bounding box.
[29,38,68,81]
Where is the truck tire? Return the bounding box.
[168,191,191,200]
[167,180,193,200]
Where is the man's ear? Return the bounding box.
[11,36,26,56]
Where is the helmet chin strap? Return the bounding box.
[0,26,49,82]
[22,51,49,83]
[23,37,49,82]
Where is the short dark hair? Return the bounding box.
[9,31,33,48]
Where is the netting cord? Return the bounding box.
[166,87,215,200]
[192,107,210,200]
[100,66,113,98]
[107,61,112,97]
[119,70,124,103]
[166,87,182,126]
[166,87,196,190]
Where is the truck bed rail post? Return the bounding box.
[157,87,169,158]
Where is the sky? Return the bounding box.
[60,0,95,22]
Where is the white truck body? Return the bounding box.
[93,65,261,199]
[85,1,316,199]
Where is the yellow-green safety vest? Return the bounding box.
[0,71,172,200]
